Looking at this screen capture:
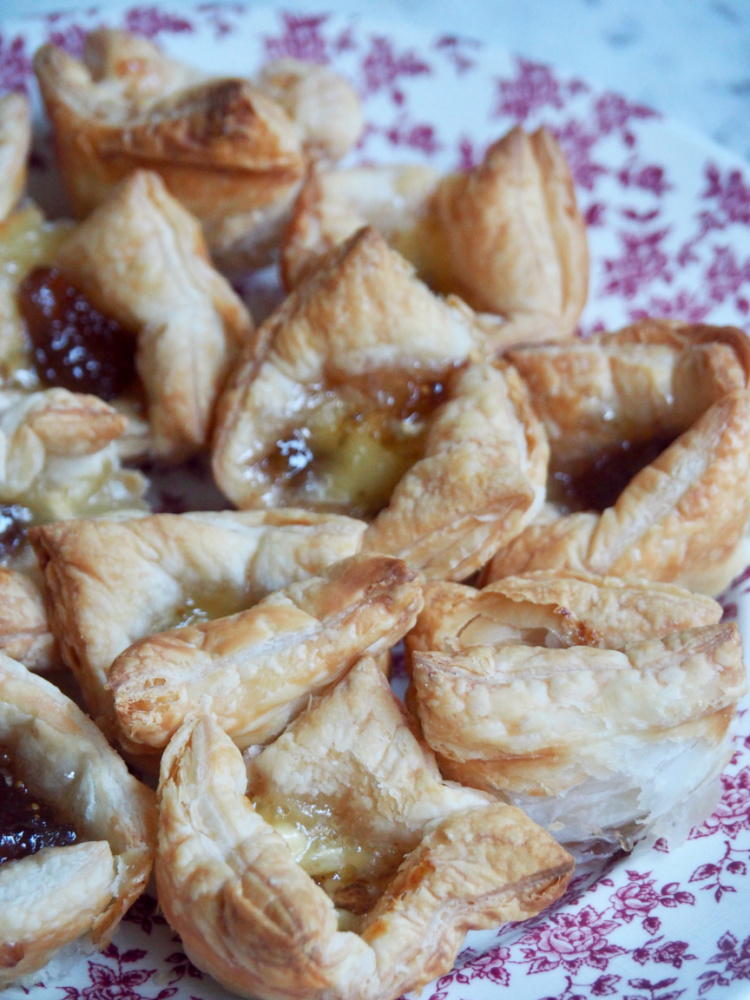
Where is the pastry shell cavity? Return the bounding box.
[30,508,366,739]
[0,654,156,986]
[486,321,750,595]
[0,93,31,224]
[52,170,253,461]
[212,227,548,579]
[108,552,423,754]
[282,126,588,344]
[410,601,746,855]
[34,30,362,269]
[155,656,574,1000]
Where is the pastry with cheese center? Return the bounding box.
[155,656,574,1000]
[30,508,366,741]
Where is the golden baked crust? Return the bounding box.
[256,57,363,162]
[30,508,366,740]
[34,30,362,269]
[0,654,156,986]
[360,359,548,580]
[282,126,588,344]
[213,227,548,579]
[0,568,56,671]
[486,320,750,595]
[281,162,443,288]
[409,579,746,856]
[52,170,253,461]
[155,656,573,1000]
[108,553,423,753]
[0,93,31,223]
[407,570,723,657]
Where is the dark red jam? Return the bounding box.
[550,434,677,513]
[0,748,78,864]
[0,504,33,561]
[18,266,137,401]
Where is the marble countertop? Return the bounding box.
[3,0,750,164]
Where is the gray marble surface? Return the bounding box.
[3,0,750,164]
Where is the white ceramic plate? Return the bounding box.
[3,4,750,999]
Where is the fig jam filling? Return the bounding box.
[261,370,453,519]
[549,434,678,513]
[17,266,137,401]
[0,748,79,865]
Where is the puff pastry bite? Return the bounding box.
[30,508,366,740]
[485,320,750,595]
[34,30,362,269]
[108,552,422,754]
[43,170,253,460]
[282,126,588,343]
[155,655,574,1000]
[408,572,745,858]
[0,654,156,987]
[213,227,548,580]
[0,93,31,224]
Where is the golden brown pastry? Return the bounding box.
[0,653,156,986]
[408,571,745,858]
[407,569,724,657]
[108,553,422,754]
[50,170,253,460]
[30,507,366,740]
[0,568,56,671]
[255,57,364,162]
[485,320,750,595]
[34,30,362,269]
[0,93,31,224]
[213,227,548,579]
[282,126,588,344]
[155,656,574,1000]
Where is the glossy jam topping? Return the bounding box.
[261,370,454,519]
[549,434,677,513]
[17,267,137,401]
[0,504,33,563]
[0,749,79,864]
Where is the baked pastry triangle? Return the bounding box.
[213,227,548,579]
[0,653,156,986]
[407,571,745,858]
[486,320,750,595]
[30,508,366,741]
[282,126,588,344]
[34,29,362,269]
[50,170,253,460]
[108,553,422,754]
[155,656,573,1000]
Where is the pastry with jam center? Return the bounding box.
[485,319,750,595]
[155,656,573,1000]
[30,508,366,741]
[0,653,156,987]
[212,227,549,581]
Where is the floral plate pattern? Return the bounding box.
[2,5,750,1000]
